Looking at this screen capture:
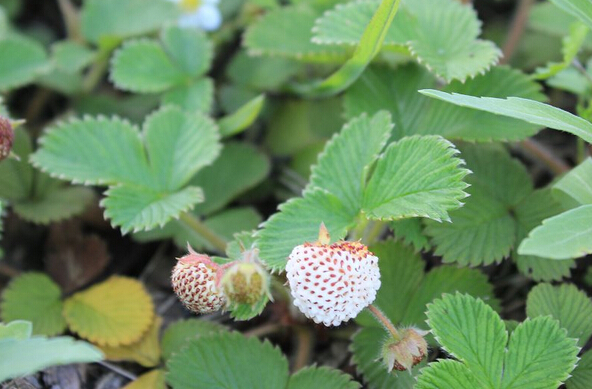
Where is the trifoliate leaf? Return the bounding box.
[0,273,66,336]
[567,350,592,389]
[362,135,469,222]
[63,276,154,347]
[307,112,392,213]
[344,64,545,142]
[550,0,592,30]
[0,320,32,340]
[219,94,266,138]
[313,0,501,82]
[191,143,270,216]
[390,218,431,252]
[526,283,592,347]
[81,0,177,44]
[51,41,96,73]
[425,144,533,266]
[287,366,360,389]
[0,36,47,92]
[518,205,592,259]
[501,316,578,389]
[554,158,592,205]
[243,6,349,62]
[416,359,481,389]
[123,369,166,389]
[514,188,575,281]
[166,332,289,389]
[427,293,506,388]
[161,78,214,114]
[0,336,103,383]
[256,189,356,271]
[161,319,226,362]
[99,316,162,367]
[420,90,592,143]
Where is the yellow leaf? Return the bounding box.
[99,316,162,367]
[63,276,154,347]
[122,369,166,389]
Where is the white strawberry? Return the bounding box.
[171,245,226,314]
[285,224,381,326]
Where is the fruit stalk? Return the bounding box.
[367,304,401,341]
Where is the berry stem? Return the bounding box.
[367,304,401,341]
[179,212,228,253]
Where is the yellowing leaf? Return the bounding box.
[63,276,154,347]
[122,369,166,389]
[99,316,162,367]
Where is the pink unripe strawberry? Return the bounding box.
[171,246,226,314]
[382,327,428,371]
[286,224,381,326]
[0,116,13,161]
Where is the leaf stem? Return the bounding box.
[57,0,82,42]
[520,138,570,175]
[365,221,386,244]
[178,212,227,253]
[367,304,401,341]
[500,0,534,64]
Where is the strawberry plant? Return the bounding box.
[0,0,592,388]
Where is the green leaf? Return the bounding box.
[416,359,481,389]
[0,36,47,92]
[427,293,506,388]
[0,336,103,382]
[0,128,35,200]
[0,320,32,340]
[514,188,575,281]
[526,283,592,347]
[161,319,226,362]
[191,143,270,216]
[362,135,469,222]
[219,94,266,138]
[308,111,392,213]
[81,0,177,44]
[550,0,592,30]
[501,316,578,389]
[287,366,360,389]
[390,218,431,252]
[161,26,212,78]
[166,332,289,389]
[534,22,588,79]
[420,89,592,143]
[425,144,532,266]
[51,41,96,73]
[292,0,403,97]
[13,186,94,224]
[344,64,545,141]
[313,0,501,82]
[518,204,592,259]
[243,6,349,63]
[554,158,592,205]
[256,189,356,271]
[162,78,214,114]
[226,51,301,90]
[567,350,592,389]
[0,273,66,336]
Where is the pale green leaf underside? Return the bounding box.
[243,6,349,62]
[0,320,33,340]
[308,111,392,213]
[256,189,356,271]
[287,366,360,389]
[567,350,592,389]
[550,0,592,30]
[526,283,592,347]
[518,204,592,259]
[0,273,66,336]
[0,36,47,92]
[0,336,103,383]
[313,0,501,81]
[362,135,469,222]
[427,293,506,388]
[166,332,289,389]
[416,359,481,389]
[420,90,592,143]
[554,158,592,205]
[344,65,544,142]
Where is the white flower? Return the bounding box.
[168,0,222,31]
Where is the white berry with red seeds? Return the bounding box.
[286,240,381,326]
[171,249,226,314]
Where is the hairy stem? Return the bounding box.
[178,212,227,253]
[368,304,401,341]
[500,0,534,65]
[57,0,82,41]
